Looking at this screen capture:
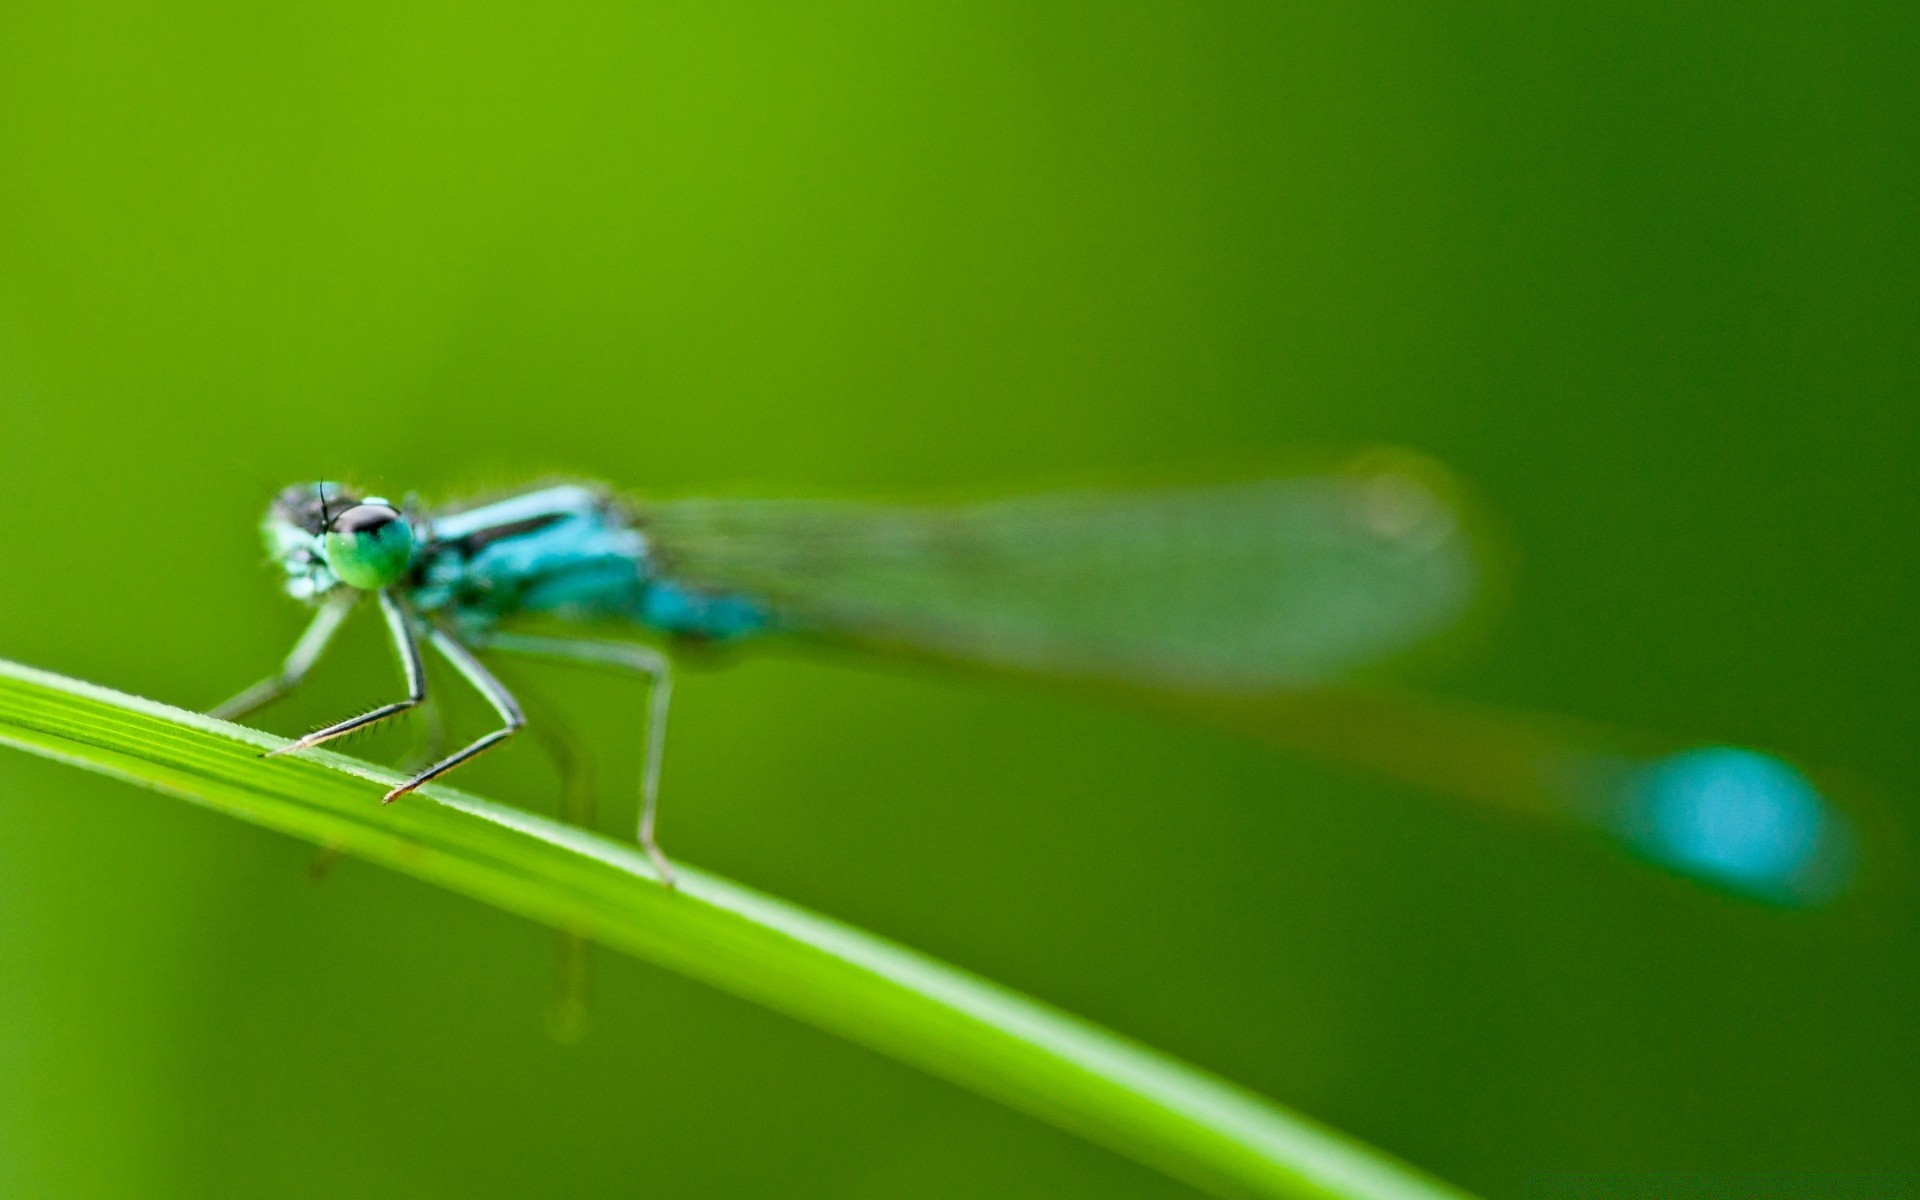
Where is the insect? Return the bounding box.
[212,459,1480,888]
[215,460,1865,905]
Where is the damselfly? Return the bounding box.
[214,458,1865,904]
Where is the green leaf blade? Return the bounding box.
[0,657,1473,1200]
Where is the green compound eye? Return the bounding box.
[323,501,416,590]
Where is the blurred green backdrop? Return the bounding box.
[1,2,1915,1197]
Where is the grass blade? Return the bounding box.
[0,657,1473,1200]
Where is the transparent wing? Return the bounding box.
[634,456,1484,692]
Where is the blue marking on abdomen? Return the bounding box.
[1609,747,1856,905]
[638,578,773,641]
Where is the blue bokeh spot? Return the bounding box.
[1626,747,1828,891]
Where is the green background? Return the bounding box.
[1,2,1914,1196]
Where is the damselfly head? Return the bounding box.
[270,481,357,536]
[265,482,417,597]
[322,500,415,590]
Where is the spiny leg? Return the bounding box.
[266,590,425,757]
[482,633,676,887]
[210,592,357,721]
[233,591,410,878]
[311,683,451,884]
[381,628,526,804]
[399,687,451,776]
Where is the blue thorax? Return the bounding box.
[406,484,772,641]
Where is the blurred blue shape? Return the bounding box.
[1614,747,1857,905]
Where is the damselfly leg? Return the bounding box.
[380,629,526,803]
[307,684,455,884]
[210,593,357,720]
[264,591,426,755]
[226,589,534,808]
[399,687,450,775]
[482,633,676,887]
